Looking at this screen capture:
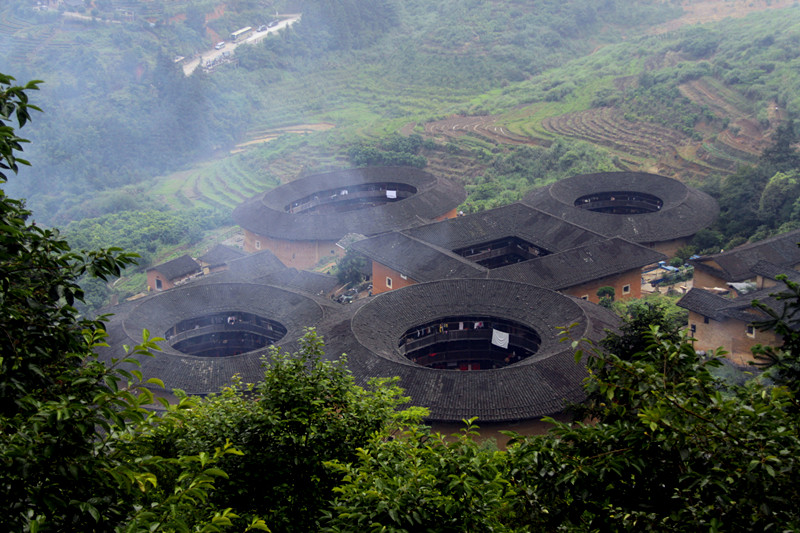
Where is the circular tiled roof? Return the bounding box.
[322,279,619,422]
[102,283,324,394]
[232,167,466,241]
[523,172,718,243]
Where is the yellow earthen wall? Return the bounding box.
[687,310,782,365]
[147,270,176,292]
[433,207,460,222]
[371,261,417,295]
[243,230,342,269]
[562,269,643,304]
[692,268,730,291]
[651,237,690,258]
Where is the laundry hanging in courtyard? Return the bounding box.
[492,329,509,349]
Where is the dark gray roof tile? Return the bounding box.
[690,230,800,282]
[523,172,718,243]
[146,255,201,280]
[351,232,487,282]
[324,279,619,422]
[100,283,324,394]
[490,238,665,289]
[198,244,246,266]
[232,167,466,241]
[405,203,604,252]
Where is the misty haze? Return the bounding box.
[3,0,800,531]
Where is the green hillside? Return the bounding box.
[4,0,800,301]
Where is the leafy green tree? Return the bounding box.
[603,297,685,360]
[752,274,800,395]
[758,170,800,230]
[759,120,800,173]
[596,285,615,308]
[347,134,428,168]
[322,420,515,533]
[505,327,800,531]
[673,244,696,264]
[138,329,412,533]
[335,248,367,285]
[0,73,265,533]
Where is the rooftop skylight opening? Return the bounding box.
[574,191,663,214]
[453,236,549,269]
[166,311,287,358]
[399,316,541,370]
[284,182,418,214]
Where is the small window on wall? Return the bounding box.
[746,325,755,338]
[255,240,261,250]
[155,278,163,290]
[622,284,631,295]
[704,317,709,324]
[581,295,589,300]
[386,277,393,288]
[400,274,408,280]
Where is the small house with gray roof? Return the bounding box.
[146,255,201,292]
[679,229,800,363]
[677,286,783,365]
[197,244,247,275]
[232,166,466,269]
[523,171,718,256]
[690,229,800,291]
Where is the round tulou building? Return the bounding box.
[323,278,619,424]
[100,282,324,395]
[232,166,466,269]
[523,171,718,256]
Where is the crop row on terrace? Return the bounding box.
[541,107,689,160]
[0,9,78,65]
[0,9,30,33]
[247,64,475,132]
[714,129,761,161]
[678,78,754,122]
[695,143,746,172]
[423,147,487,189]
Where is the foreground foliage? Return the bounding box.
[0,73,271,533]
[5,73,800,532]
[138,331,414,532]
[506,329,799,531]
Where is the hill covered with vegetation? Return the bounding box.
[4,0,800,300]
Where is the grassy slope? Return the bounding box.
[7,1,800,299]
[96,5,800,243]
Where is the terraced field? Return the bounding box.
[542,107,689,159]
[679,78,768,162]
[419,115,552,148]
[415,103,758,181]
[150,131,353,212]
[423,148,486,190]
[153,155,281,211]
[0,9,77,66]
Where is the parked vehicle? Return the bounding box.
[214,41,225,50]
[229,27,253,42]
